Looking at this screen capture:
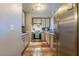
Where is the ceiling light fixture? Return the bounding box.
[34,4,44,11]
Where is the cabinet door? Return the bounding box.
[46,19,50,28]
[41,19,45,28]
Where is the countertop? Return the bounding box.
[49,32,54,35]
[21,33,29,36]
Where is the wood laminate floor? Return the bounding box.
[23,40,53,56]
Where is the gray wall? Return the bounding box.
[0,4,24,56]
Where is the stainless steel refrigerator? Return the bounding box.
[54,4,79,56]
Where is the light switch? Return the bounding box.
[10,25,14,30]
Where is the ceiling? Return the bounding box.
[22,3,63,17]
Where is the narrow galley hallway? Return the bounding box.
[23,41,53,56]
[1,3,79,56]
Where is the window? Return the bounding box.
[32,17,50,31]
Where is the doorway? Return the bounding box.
[32,17,50,41]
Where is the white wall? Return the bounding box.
[0,4,24,56]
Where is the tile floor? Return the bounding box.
[23,41,53,56]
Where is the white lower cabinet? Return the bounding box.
[21,33,30,47]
